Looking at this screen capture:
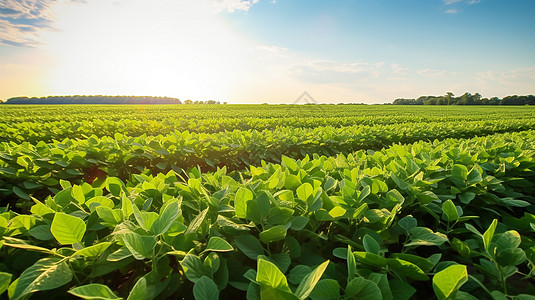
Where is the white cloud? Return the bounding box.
[445,9,459,14]
[467,0,481,4]
[443,0,462,5]
[392,63,409,75]
[0,0,60,46]
[212,0,259,12]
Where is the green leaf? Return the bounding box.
[151,199,180,235]
[363,234,380,254]
[68,284,121,300]
[405,227,448,247]
[193,276,219,300]
[51,212,86,244]
[345,277,382,300]
[386,258,429,281]
[122,232,156,260]
[389,279,416,300]
[353,251,387,267]
[442,200,459,222]
[11,258,73,300]
[295,260,329,300]
[235,234,264,260]
[256,258,292,293]
[296,182,314,202]
[205,236,233,252]
[74,242,112,258]
[467,166,482,185]
[71,185,85,204]
[398,216,417,234]
[483,219,498,252]
[181,253,210,283]
[235,188,253,219]
[309,279,340,300]
[0,272,12,295]
[432,264,468,300]
[347,245,357,282]
[495,230,521,252]
[282,156,299,173]
[28,224,54,241]
[259,225,287,244]
[185,207,208,236]
[127,277,147,300]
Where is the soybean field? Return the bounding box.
[1,104,535,300]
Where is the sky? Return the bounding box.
[0,0,534,104]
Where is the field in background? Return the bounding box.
[0,105,534,299]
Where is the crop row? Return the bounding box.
[3,114,535,144]
[2,120,535,204]
[0,130,534,299]
[2,105,534,124]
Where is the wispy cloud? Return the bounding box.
[0,0,58,47]
[213,0,259,12]
[445,9,459,14]
[417,68,453,77]
[0,0,260,47]
[443,0,463,4]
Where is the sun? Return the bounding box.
[42,0,253,100]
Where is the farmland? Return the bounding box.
[1,105,535,299]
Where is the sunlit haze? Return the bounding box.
[1,0,534,103]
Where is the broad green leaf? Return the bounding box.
[467,166,482,185]
[127,277,147,300]
[406,227,448,247]
[442,200,459,222]
[151,199,180,235]
[353,251,387,267]
[51,212,86,244]
[181,253,210,283]
[235,188,253,219]
[386,258,429,281]
[368,273,393,300]
[398,216,417,234]
[0,272,12,295]
[235,234,264,260]
[432,264,468,300]
[256,258,292,293]
[495,230,521,252]
[288,265,312,285]
[11,258,73,300]
[345,277,382,300]
[389,279,416,300]
[309,279,340,300]
[483,219,498,252]
[193,276,219,300]
[28,224,54,241]
[74,242,112,258]
[68,284,121,300]
[282,156,299,173]
[71,185,85,204]
[205,236,233,252]
[259,225,287,244]
[296,183,314,202]
[363,234,380,254]
[122,232,156,260]
[185,207,208,236]
[295,260,329,300]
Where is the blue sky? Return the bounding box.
[0,0,534,103]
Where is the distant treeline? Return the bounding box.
[393,93,535,106]
[3,95,183,105]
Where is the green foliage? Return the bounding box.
[0,105,534,299]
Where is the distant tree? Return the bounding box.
[223,102,228,105]
[184,100,193,105]
[206,100,217,104]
